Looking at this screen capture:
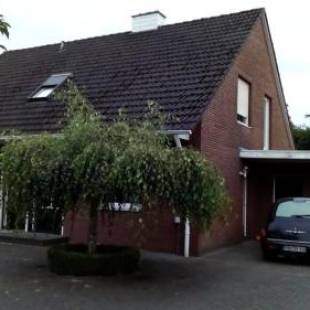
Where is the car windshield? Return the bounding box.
[276,200,310,218]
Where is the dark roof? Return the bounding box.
[0,8,263,133]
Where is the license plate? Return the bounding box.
[283,246,307,253]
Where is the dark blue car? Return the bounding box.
[261,197,310,260]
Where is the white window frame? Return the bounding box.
[236,78,250,126]
[263,96,271,150]
[99,202,142,213]
[29,73,72,100]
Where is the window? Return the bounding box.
[98,202,142,213]
[32,87,54,99]
[237,78,250,125]
[275,199,310,218]
[29,73,72,100]
[263,96,271,150]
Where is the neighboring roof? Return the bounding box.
[240,149,310,162]
[0,8,263,133]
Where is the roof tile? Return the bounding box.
[0,8,263,133]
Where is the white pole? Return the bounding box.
[0,174,3,230]
[24,212,29,233]
[3,190,7,228]
[0,189,3,230]
[240,166,248,238]
[61,214,65,236]
[184,217,190,257]
[174,134,191,257]
[3,203,7,229]
[0,204,2,230]
[31,211,35,232]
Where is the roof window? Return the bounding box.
[29,73,72,100]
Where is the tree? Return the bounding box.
[291,124,310,150]
[0,83,228,254]
[0,14,10,50]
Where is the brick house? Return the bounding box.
[0,8,305,256]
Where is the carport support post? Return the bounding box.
[240,166,248,238]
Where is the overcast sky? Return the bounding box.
[1,0,309,125]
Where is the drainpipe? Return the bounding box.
[272,176,276,203]
[239,166,248,238]
[24,212,29,233]
[174,134,191,257]
[0,184,2,230]
[0,203,2,230]
[61,215,65,236]
[184,217,190,257]
[0,174,3,230]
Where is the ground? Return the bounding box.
[0,241,309,309]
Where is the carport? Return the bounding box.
[240,149,310,239]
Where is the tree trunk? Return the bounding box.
[88,200,98,255]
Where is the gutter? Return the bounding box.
[0,130,192,142]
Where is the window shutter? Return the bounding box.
[237,78,250,124]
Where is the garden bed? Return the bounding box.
[48,243,140,276]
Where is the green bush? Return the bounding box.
[47,244,140,276]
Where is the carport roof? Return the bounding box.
[240,149,310,163]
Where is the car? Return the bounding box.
[260,197,310,260]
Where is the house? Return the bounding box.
[0,8,307,256]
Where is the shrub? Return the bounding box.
[47,244,140,276]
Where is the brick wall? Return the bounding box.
[195,16,293,254]
[64,206,184,254]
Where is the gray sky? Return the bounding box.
[1,0,309,125]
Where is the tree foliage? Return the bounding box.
[0,14,10,50]
[292,124,310,150]
[0,83,228,252]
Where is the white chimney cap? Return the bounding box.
[132,11,166,33]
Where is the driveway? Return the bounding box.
[0,241,309,309]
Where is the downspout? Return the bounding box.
[174,134,191,257]
[0,174,6,230]
[240,166,248,238]
[272,176,276,203]
[0,175,3,230]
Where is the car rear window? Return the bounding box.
[276,200,310,217]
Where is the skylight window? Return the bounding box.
[32,87,55,99]
[29,73,72,100]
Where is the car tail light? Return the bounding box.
[256,228,266,241]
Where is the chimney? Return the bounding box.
[132,11,166,32]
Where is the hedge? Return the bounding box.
[48,244,140,276]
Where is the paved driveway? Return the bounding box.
[0,241,309,309]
